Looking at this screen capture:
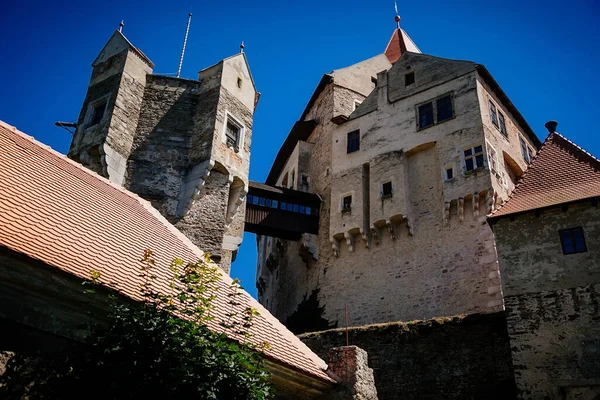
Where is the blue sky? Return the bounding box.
[2,0,599,298]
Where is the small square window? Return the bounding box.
[445,167,454,181]
[405,72,415,86]
[287,203,293,212]
[559,227,587,255]
[90,100,107,126]
[347,130,360,153]
[418,102,434,129]
[271,200,278,208]
[258,197,265,206]
[342,195,352,212]
[382,181,393,197]
[436,95,453,122]
[280,201,287,210]
[498,112,507,137]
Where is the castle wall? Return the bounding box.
[126,77,213,219]
[300,312,516,400]
[493,203,600,399]
[476,77,538,204]
[322,69,502,326]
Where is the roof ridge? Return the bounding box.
[0,120,205,259]
[554,132,600,166]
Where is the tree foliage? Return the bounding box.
[2,251,274,400]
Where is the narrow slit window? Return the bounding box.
[559,227,587,255]
[347,130,360,153]
[446,167,454,181]
[405,72,415,86]
[418,102,434,129]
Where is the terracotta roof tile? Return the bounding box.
[491,132,600,218]
[0,120,333,384]
[384,28,421,64]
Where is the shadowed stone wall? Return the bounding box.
[300,312,516,400]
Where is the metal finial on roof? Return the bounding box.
[545,120,558,133]
[394,1,400,29]
[176,13,193,79]
[119,20,124,33]
[240,41,245,53]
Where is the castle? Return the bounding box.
[2,14,597,400]
[255,22,539,328]
[67,28,257,273]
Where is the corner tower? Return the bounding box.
[69,29,258,274]
[69,29,154,185]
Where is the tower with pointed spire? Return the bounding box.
[69,26,259,273]
[255,13,541,335]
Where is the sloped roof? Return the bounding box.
[0,120,333,384]
[490,132,600,218]
[93,30,154,68]
[384,28,421,64]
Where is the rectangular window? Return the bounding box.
[405,72,415,86]
[520,136,534,163]
[265,198,272,207]
[487,145,498,173]
[418,102,434,129]
[271,200,278,209]
[436,95,453,122]
[489,100,498,127]
[225,120,241,150]
[347,130,360,153]
[445,167,454,181]
[252,196,259,205]
[342,195,352,212]
[301,174,309,186]
[464,145,484,172]
[90,100,107,126]
[559,227,587,255]
[258,197,265,206]
[381,181,393,197]
[280,202,286,210]
[498,112,507,136]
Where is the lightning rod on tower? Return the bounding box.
[176,13,192,79]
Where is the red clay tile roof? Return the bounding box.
[0,120,334,384]
[384,28,421,64]
[490,132,600,218]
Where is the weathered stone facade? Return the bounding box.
[257,40,539,328]
[300,312,516,400]
[492,201,600,399]
[68,30,257,273]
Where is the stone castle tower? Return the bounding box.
[255,21,541,331]
[68,28,258,273]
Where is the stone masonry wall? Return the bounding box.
[492,202,600,399]
[300,312,516,400]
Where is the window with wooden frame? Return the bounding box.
[498,111,508,137]
[519,135,534,164]
[464,144,484,172]
[487,143,499,173]
[418,102,434,129]
[489,100,499,127]
[224,114,244,152]
[417,93,454,130]
[559,227,587,255]
[347,130,360,153]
